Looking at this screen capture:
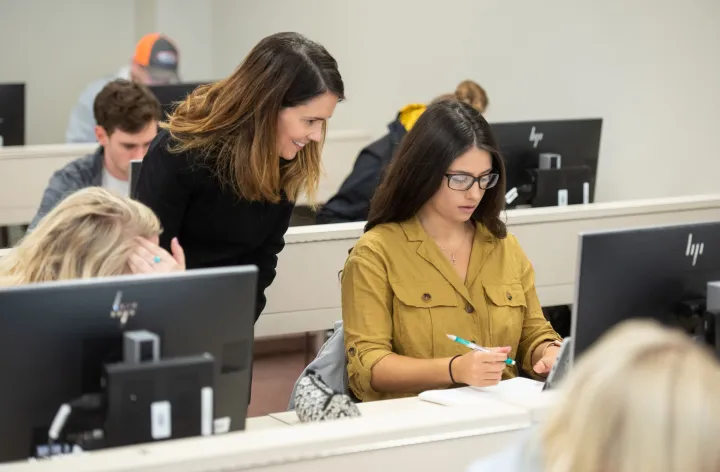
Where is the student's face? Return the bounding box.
[96,121,158,180]
[424,147,495,223]
[276,91,339,161]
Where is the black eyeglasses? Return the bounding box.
[445,172,500,191]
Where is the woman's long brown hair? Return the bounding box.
[162,32,344,203]
[367,100,507,238]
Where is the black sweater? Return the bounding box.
[135,129,294,320]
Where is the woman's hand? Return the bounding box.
[533,343,561,376]
[451,346,511,387]
[128,237,186,275]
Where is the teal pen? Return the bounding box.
[446,334,516,366]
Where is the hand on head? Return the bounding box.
[451,346,511,387]
[128,237,185,275]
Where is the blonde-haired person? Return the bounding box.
[135,32,344,322]
[0,187,184,286]
[469,319,720,472]
[316,80,489,224]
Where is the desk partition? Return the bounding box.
[257,195,720,337]
[0,130,373,227]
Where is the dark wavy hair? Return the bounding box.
[366,100,507,238]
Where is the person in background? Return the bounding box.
[135,32,344,321]
[316,80,489,224]
[30,79,161,229]
[66,33,179,143]
[342,101,560,402]
[0,187,184,287]
[468,319,720,472]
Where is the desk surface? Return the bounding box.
[491,389,560,422]
[269,396,444,425]
[0,391,543,471]
[245,415,288,430]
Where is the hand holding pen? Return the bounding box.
[447,334,514,388]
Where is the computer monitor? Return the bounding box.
[0,266,257,463]
[0,83,25,146]
[571,221,720,363]
[129,159,142,197]
[148,82,208,119]
[530,166,594,207]
[490,118,602,208]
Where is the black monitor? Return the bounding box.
[490,118,602,208]
[530,166,593,207]
[0,266,257,463]
[148,82,208,119]
[0,83,25,146]
[129,159,142,197]
[571,221,720,363]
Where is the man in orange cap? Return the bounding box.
[66,33,180,143]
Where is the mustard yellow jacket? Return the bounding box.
[342,217,561,402]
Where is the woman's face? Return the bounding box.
[276,91,339,160]
[423,147,495,223]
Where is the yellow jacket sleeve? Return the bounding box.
[341,244,394,401]
[513,236,563,378]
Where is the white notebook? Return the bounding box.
[419,377,544,406]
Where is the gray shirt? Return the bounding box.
[101,167,130,197]
[65,67,130,143]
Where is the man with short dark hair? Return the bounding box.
[30,79,161,229]
[66,33,179,143]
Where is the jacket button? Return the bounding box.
[348,347,356,356]
[506,293,513,301]
[422,293,432,302]
[465,304,475,313]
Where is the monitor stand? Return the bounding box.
[39,331,216,458]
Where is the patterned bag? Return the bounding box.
[294,370,361,423]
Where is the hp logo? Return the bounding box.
[686,233,704,267]
[529,126,543,148]
[110,291,137,325]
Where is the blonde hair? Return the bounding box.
[431,80,489,113]
[0,187,160,286]
[542,319,720,472]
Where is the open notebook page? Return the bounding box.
[419,377,544,406]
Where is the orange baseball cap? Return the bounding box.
[133,33,180,84]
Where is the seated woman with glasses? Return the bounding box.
[341,100,561,402]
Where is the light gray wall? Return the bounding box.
[211,0,720,201]
[0,0,136,144]
[3,0,720,202]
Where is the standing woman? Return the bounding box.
[135,32,344,320]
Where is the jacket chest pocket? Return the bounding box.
[483,282,527,345]
[390,281,459,358]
